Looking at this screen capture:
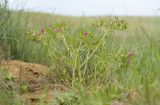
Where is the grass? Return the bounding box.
[1,0,160,105]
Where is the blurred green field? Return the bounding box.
[1,1,160,105]
[26,12,160,33]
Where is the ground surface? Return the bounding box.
[0,60,128,105]
[0,60,69,104]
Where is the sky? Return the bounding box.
[8,0,160,16]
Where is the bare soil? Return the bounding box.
[0,60,68,104]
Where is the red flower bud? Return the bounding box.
[128,52,134,57]
[83,32,89,37]
[40,28,45,34]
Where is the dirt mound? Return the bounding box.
[0,60,48,80]
[0,60,68,104]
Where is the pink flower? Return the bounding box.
[128,52,134,57]
[83,32,89,37]
[128,61,132,65]
[40,28,45,34]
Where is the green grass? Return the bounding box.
[1,1,160,105]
